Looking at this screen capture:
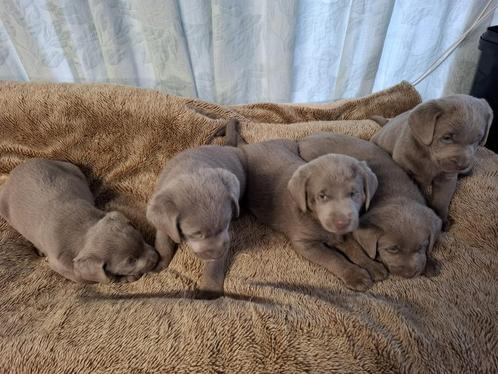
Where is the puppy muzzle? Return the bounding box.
[440,152,474,173]
[321,215,357,235]
[189,234,229,261]
[388,260,425,279]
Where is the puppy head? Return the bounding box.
[74,211,159,283]
[146,168,240,261]
[353,199,442,278]
[288,154,378,235]
[409,95,493,174]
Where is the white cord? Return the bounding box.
[411,1,498,86]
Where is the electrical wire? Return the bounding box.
[411,0,498,86]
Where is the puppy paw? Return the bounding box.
[343,268,373,292]
[441,218,450,231]
[367,261,389,282]
[441,218,453,232]
[422,257,441,278]
[196,287,223,300]
[152,259,171,273]
[113,274,142,283]
[197,280,224,299]
[33,247,45,257]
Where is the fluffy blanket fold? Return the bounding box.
[0,81,497,373]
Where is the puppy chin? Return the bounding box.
[457,164,473,174]
[439,159,473,174]
[321,220,358,236]
[190,241,228,261]
[192,249,225,261]
[388,265,423,279]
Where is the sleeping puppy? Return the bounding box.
[299,134,442,279]
[0,159,159,283]
[371,95,493,229]
[146,140,246,298]
[240,138,380,291]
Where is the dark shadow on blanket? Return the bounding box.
[79,289,276,305]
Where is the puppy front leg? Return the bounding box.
[336,238,388,282]
[292,239,373,292]
[154,230,177,271]
[198,253,228,299]
[431,173,457,230]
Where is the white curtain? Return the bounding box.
[0,0,497,104]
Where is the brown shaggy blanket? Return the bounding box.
[0,81,497,373]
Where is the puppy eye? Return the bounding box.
[385,246,400,254]
[190,232,204,240]
[318,192,328,201]
[349,190,358,198]
[440,134,454,144]
[127,257,137,265]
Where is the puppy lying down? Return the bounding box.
[240,138,381,291]
[147,138,246,298]
[371,95,493,229]
[299,134,442,279]
[0,159,159,283]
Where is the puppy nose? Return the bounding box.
[401,269,419,279]
[334,219,351,230]
[452,158,470,170]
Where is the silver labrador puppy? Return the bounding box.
[0,159,159,283]
[240,138,379,291]
[371,95,493,229]
[146,141,246,298]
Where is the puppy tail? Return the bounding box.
[206,118,247,146]
[224,118,247,147]
[209,118,247,146]
[369,115,390,127]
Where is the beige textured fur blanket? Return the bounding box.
[0,81,497,373]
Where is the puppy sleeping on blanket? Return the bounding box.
[147,124,246,298]
[371,95,493,229]
[299,134,442,279]
[0,159,159,283]
[239,138,383,291]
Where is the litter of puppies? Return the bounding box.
[0,95,492,298]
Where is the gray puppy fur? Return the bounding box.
[0,159,159,283]
[371,95,493,228]
[240,138,380,291]
[146,143,246,298]
[299,133,442,279]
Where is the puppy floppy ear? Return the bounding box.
[353,225,381,259]
[357,161,378,210]
[105,210,129,223]
[231,197,240,218]
[478,98,493,146]
[73,255,109,283]
[288,164,311,212]
[218,169,241,218]
[0,187,8,218]
[409,100,443,145]
[427,211,442,253]
[146,192,181,243]
[423,211,442,277]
